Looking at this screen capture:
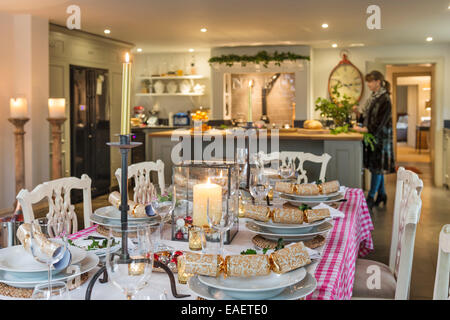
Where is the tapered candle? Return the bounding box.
[248,80,253,123]
[10,98,28,118]
[48,98,66,119]
[121,52,132,135]
[193,178,222,227]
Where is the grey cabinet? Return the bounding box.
[444,129,450,188]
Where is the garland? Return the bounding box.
[208,50,310,68]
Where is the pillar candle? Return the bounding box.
[248,80,253,123]
[48,98,66,119]
[193,178,222,227]
[10,98,28,118]
[121,52,132,135]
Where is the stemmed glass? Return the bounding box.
[249,171,270,204]
[149,184,176,251]
[278,160,295,180]
[105,225,154,300]
[31,281,69,300]
[206,197,236,257]
[30,219,68,300]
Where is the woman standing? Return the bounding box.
[353,70,396,210]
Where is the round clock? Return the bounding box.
[328,53,364,104]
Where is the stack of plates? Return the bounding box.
[188,267,317,300]
[245,219,333,241]
[0,245,99,288]
[91,206,160,228]
[280,191,345,206]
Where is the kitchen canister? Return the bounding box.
[0,220,23,248]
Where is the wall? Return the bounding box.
[0,14,50,212]
[133,52,212,120]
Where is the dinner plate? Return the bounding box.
[198,267,306,299]
[188,273,317,300]
[245,220,333,241]
[0,245,86,273]
[282,193,345,206]
[71,237,121,256]
[279,191,340,201]
[95,206,155,221]
[251,217,332,234]
[90,212,160,228]
[0,253,99,288]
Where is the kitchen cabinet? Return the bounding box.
[444,129,450,188]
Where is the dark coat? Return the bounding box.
[360,92,396,174]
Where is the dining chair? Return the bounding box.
[352,167,423,300]
[115,160,165,205]
[256,151,332,183]
[433,224,450,300]
[16,174,93,235]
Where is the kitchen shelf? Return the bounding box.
[136,93,204,97]
[138,75,205,80]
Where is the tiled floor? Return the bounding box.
[364,156,449,299]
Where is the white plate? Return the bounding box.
[252,217,332,234]
[282,193,345,206]
[0,245,86,273]
[71,237,121,256]
[0,253,99,288]
[198,267,306,299]
[245,220,333,241]
[188,273,317,300]
[280,191,340,200]
[94,206,154,221]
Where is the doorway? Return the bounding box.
[70,65,111,198]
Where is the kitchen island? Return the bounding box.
[146,129,364,188]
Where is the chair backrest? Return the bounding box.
[388,167,423,300]
[279,151,331,184]
[433,224,450,300]
[115,160,165,205]
[16,174,92,235]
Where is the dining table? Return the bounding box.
[0,187,373,300]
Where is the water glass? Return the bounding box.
[31,281,69,300]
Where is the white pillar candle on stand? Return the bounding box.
[10,98,28,118]
[193,178,222,227]
[48,98,66,119]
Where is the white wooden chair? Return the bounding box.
[115,160,165,205]
[433,224,450,300]
[352,167,423,300]
[256,151,332,183]
[16,174,93,235]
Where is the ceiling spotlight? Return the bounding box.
[426,36,433,42]
[137,48,142,52]
[322,23,329,29]
[332,43,338,48]
[104,29,111,34]
[200,28,207,32]
[189,48,195,52]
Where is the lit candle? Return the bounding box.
[193,178,222,227]
[48,98,66,119]
[248,80,253,123]
[121,52,132,135]
[10,98,28,118]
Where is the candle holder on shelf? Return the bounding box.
[47,118,66,180]
[172,160,239,245]
[8,118,30,203]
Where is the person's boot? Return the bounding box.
[366,196,375,210]
[375,193,387,207]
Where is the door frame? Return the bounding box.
[369,57,444,187]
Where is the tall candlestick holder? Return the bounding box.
[85,134,189,300]
[8,118,29,207]
[47,118,67,180]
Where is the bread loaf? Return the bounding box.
[303,120,323,130]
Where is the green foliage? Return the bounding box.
[208,51,310,68]
[315,83,356,127]
[363,133,377,152]
[299,204,312,211]
[240,248,258,255]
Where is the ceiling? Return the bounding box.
[1,0,450,53]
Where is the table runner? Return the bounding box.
[38,187,373,300]
[306,188,373,300]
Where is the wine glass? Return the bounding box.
[150,184,176,251]
[32,281,69,300]
[30,219,68,300]
[278,160,295,179]
[206,197,236,257]
[105,225,154,300]
[249,171,270,204]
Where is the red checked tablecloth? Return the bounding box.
[306,188,374,300]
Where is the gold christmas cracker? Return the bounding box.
[16,223,61,258]
[108,191,147,218]
[272,204,304,224]
[274,181,295,194]
[304,208,330,223]
[270,242,311,274]
[295,183,320,196]
[224,254,271,277]
[321,180,340,194]
[241,203,271,222]
[184,252,223,277]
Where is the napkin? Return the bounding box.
[305,247,321,260]
[313,202,345,219]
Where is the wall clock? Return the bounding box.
[328,53,364,104]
